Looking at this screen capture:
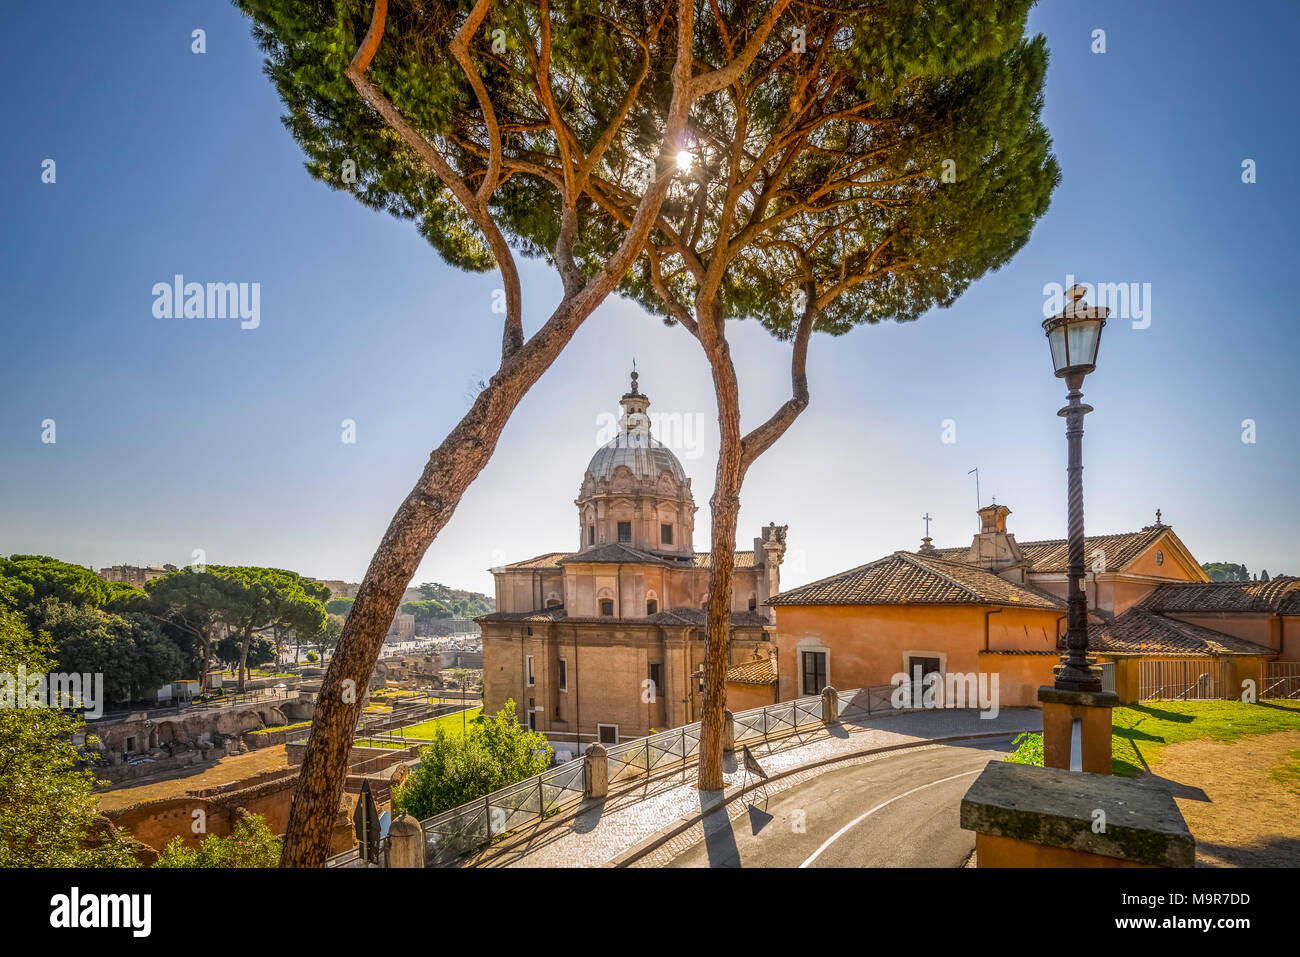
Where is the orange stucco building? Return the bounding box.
[769,504,1295,707]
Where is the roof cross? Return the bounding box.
[922,512,933,538]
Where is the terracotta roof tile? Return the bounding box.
[558,543,671,566]
[1015,526,1168,572]
[694,551,755,568]
[1077,609,1276,657]
[501,551,569,570]
[932,526,1169,573]
[725,657,777,685]
[646,606,769,628]
[768,551,1065,609]
[480,605,768,628]
[1140,577,1300,614]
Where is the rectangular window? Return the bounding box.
[588,525,595,545]
[646,599,658,615]
[648,663,663,701]
[600,598,614,617]
[660,523,673,545]
[558,658,568,692]
[597,724,618,745]
[801,651,827,696]
[617,521,632,543]
[528,711,536,731]
[526,655,534,687]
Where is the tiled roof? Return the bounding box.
[1017,526,1168,572]
[929,526,1168,573]
[694,551,756,568]
[768,551,1066,609]
[558,543,671,566]
[726,657,778,685]
[1140,577,1300,614]
[478,608,566,623]
[646,606,770,628]
[501,552,569,570]
[1078,609,1276,657]
[501,548,756,570]
[479,605,768,628]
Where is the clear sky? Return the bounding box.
[2,0,1297,596]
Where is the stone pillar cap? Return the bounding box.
[960,761,1194,867]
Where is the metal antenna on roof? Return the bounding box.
[968,468,980,512]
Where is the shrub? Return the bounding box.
[154,815,281,867]
[393,700,552,819]
[1004,732,1044,766]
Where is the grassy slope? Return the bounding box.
[1111,700,1300,776]
[391,707,484,739]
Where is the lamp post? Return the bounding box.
[1043,284,1108,693]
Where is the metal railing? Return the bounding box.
[1263,662,1300,700]
[1138,658,1230,701]
[420,757,587,866]
[395,684,903,868]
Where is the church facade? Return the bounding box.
[479,373,788,754]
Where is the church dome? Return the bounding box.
[586,429,688,485]
[583,371,688,486]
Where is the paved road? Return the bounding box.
[662,738,1015,868]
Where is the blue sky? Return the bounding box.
[2,0,1297,595]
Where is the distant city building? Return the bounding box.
[387,613,416,642]
[313,579,423,603]
[99,564,177,588]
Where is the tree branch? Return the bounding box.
[345,0,524,360]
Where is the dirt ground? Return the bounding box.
[1151,729,1300,867]
[94,745,291,811]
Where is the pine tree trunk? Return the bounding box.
[696,304,743,792]
[280,338,573,866]
[238,626,251,692]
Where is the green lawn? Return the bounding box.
[1111,700,1300,776]
[392,707,483,740]
[248,719,311,735]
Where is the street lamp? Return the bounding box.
[1043,284,1108,692]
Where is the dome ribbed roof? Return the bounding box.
[585,429,688,484]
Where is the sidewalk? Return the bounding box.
[465,708,1041,868]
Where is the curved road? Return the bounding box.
[660,738,1015,868]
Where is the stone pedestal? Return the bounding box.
[584,743,608,799]
[722,711,735,754]
[1038,685,1118,775]
[821,686,839,724]
[960,761,1194,868]
[387,813,425,868]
